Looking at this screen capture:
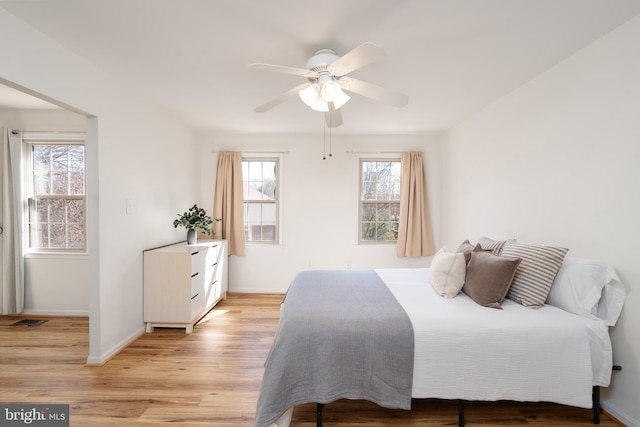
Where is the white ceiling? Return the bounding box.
[1,0,640,135]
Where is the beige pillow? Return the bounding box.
[430,250,467,298]
[456,240,483,264]
[462,251,522,309]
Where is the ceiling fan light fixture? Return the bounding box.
[299,84,328,112]
[332,88,351,109]
[320,80,340,100]
[319,78,350,109]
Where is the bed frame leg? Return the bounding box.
[316,403,324,427]
[592,386,600,424]
[458,400,465,427]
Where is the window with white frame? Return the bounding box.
[24,138,86,252]
[359,158,401,243]
[242,157,279,243]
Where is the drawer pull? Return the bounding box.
[191,272,199,278]
[191,293,199,300]
[190,251,200,256]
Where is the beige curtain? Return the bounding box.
[213,152,245,256]
[396,151,435,257]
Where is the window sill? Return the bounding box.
[24,252,89,260]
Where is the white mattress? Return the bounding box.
[376,268,612,408]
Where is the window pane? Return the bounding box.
[70,172,84,195]
[35,198,49,223]
[362,182,376,200]
[390,203,400,221]
[49,198,65,223]
[261,203,276,227]
[361,222,376,241]
[376,203,391,221]
[67,199,84,223]
[27,143,86,251]
[68,146,84,171]
[67,224,84,248]
[262,161,276,199]
[34,172,50,195]
[378,182,392,200]
[52,173,68,195]
[262,225,275,242]
[34,224,49,248]
[33,146,51,171]
[49,224,66,248]
[242,158,279,243]
[359,159,401,243]
[51,146,68,172]
[362,203,376,221]
[390,162,401,181]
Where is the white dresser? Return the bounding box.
[143,239,228,333]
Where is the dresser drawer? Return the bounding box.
[191,290,205,318]
[190,249,207,273]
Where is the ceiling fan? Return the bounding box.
[248,42,409,128]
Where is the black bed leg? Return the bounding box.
[592,386,601,424]
[316,403,324,427]
[458,400,465,427]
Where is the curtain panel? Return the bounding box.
[0,128,24,313]
[213,151,245,256]
[396,151,435,257]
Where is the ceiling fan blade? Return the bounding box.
[339,77,409,108]
[247,63,317,79]
[328,42,386,76]
[325,103,343,128]
[254,82,311,113]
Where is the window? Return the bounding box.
[242,158,279,243]
[359,159,401,243]
[25,140,86,252]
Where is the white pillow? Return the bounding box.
[429,249,466,299]
[546,257,626,326]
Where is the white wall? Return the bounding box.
[200,133,441,292]
[0,9,201,364]
[0,108,89,315]
[439,15,640,427]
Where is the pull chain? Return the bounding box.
[323,114,326,160]
[323,109,333,160]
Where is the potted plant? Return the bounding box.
[173,204,217,244]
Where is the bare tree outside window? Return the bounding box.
[28,144,86,251]
[360,159,401,242]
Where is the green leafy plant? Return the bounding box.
[173,204,218,236]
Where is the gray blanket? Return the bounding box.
[255,270,414,427]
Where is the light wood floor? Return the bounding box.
[0,293,620,426]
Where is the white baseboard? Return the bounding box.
[85,325,145,365]
[230,287,286,293]
[602,401,639,427]
[22,309,89,317]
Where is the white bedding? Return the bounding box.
[376,267,612,408]
[269,267,612,426]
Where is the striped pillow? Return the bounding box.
[476,236,513,255]
[502,242,569,308]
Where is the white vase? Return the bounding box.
[187,229,197,245]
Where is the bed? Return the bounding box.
[255,241,626,427]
